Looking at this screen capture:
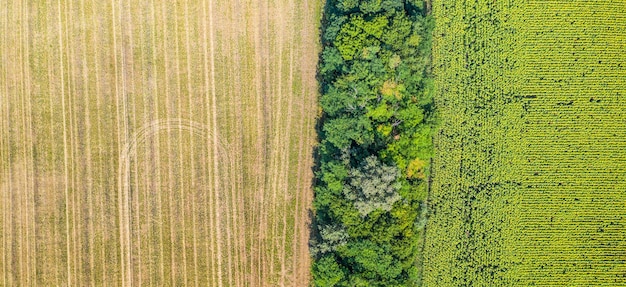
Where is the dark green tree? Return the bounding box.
[313,255,347,287]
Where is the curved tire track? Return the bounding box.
[118,118,232,286]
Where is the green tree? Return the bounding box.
[381,12,413,51]
[344,155,401,216]
[313,255,346,287]
[336,0,359,13]
[311,223,350,256]
[321,86,356,118]
[359,0,382,14]
[321,47,346,79]
[334,15,388,60]
[323,117,374,149]
[344,240,404,283]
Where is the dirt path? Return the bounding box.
[223,3,246,285]
[55,1,74,284]
[1,17,7,283]
[182,2,201,285]
[0,35,7,285]
[206,1,226,286]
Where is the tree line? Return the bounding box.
[311,0,434,286]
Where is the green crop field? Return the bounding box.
[424,0,626,286]
[0,0,320,286]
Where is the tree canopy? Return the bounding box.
[311,0,434,286]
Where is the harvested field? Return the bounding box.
[0,0,320,286]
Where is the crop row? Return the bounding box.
[424,0,626,286]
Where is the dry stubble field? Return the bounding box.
[0,0,320,286]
